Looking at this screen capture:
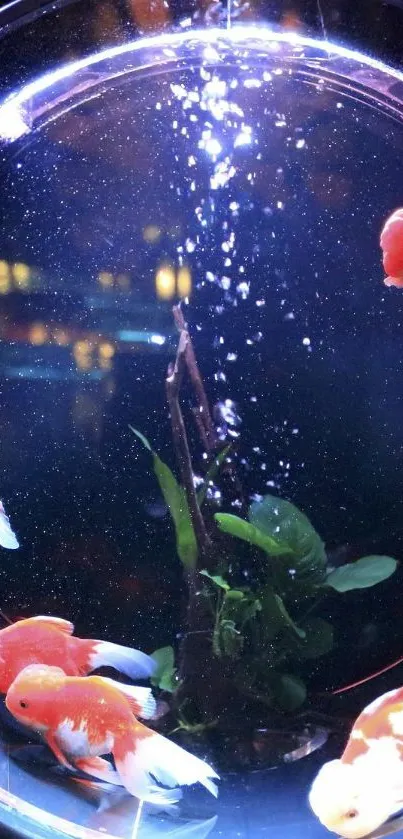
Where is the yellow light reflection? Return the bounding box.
[143,224,161,244]
[98,342,115,360]
[116,273,130,291]
[30,322,47,346]
[12,262,31,290]
[155,263,176,301]
[73,340,93,371]
[0,261,10,295]
[53,329,70,346]
[177,265,192,299]
[98,271,114,289]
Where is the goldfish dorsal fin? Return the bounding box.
[23,616,75,634]
[97,677,157,720]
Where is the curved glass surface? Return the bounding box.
[0,17,403,839]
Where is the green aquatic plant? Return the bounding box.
[150,645,178,693]
[131,304,398,724]
[198,493,397,711]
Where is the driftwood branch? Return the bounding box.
[166,329,211,555]
[172,306,217,455]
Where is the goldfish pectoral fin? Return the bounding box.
[44,733,75,771]
[74,757,123,786]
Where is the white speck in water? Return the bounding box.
[237,281,250,299]
[302,337,311,346]
[243,78,261,89]
[226,352,237,362]
[234,130,252,148]
[296,138,306,149]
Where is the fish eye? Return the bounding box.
[346,810,358,820]
[19,700,28,708]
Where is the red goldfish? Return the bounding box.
[309,687,403,838]
[0,615,155,694]
[380,208,403,288]
[6,664,219,806]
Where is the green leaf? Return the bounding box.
[326,555,397,593]
[270,673,307,712]
[249,494,327,587]
[213,619,243,659]
[274,595,306,639]
[260,586,305,641]
[129,426,197,570]
[200,570,230,590]
[197,445,232,508]
[150,646,177,693]
[221,593,261,628]
[214,513,292,556]
[298,618,334,659]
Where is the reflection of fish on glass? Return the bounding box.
[0,739,218,839]
[309,687,403,839]
[5,664,219,806]
[0,500,19,549]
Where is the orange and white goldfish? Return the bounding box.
[309,687,403,838]
[0,615,155,694]
[6,664,219,806]
[380,208,403,288]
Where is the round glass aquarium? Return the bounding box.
[1,3,403,838]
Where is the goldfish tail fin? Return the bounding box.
[97,677,157,720]
[87,640,156,680]
[113,731,181,805]
[114,726,219,804]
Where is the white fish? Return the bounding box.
[0,501,19,549]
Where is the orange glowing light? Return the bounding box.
[98,342,115,360]
[98,271,114,289]
[127,0,169,32]
[12,263,31,289]
[30,322,47,346]
[143,224,161,244]
[155,263,176,301]
[177,265,192,299]
[53,329,70,346]
[0,261,10,294]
